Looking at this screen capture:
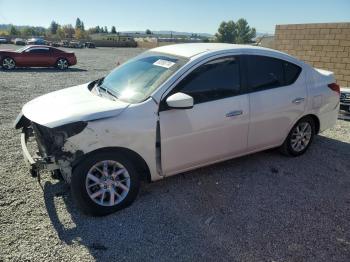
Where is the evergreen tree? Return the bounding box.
[75,18,82,30]
[50,20,59,35]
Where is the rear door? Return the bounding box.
[159,55,250,175]
[243,55,306,151]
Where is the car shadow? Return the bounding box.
[42,135,350,261]
[1,67,87,73]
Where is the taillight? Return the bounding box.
[328,83,340,94]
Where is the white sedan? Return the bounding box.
[15,43,340,216]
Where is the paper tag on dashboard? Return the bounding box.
[153,59,175,68]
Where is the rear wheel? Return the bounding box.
[56,58,68,70]
[280,116,315,156]
[71,152,140,216]
[2,57,15,70]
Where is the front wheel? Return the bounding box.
[280,117,315,156]
[71,152,140,216]
[2,57,16,70]
[56,58,69,70]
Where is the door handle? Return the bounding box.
[292,97,305,104]
[226,110,243,117]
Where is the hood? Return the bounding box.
[21,83,130,128]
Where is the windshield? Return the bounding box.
[99,52,188,103]
[16,46,28,53]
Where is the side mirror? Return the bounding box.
[166,92,194,109]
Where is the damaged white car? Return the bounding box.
[14,43,340,216]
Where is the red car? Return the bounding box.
[0,45,77,70]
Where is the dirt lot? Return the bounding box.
[0,44,349,262]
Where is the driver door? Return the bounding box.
[159,56,249,176]
[21,47,51,67]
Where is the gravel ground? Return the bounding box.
[0,44,350,262]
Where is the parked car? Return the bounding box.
[60,40,69,47]
[69,41,84,48]
[340,87,350,113]
[84,42,96,48]
[0,45,77,70]
[50,41,61,47]
[26,38,46,45]
[0,37,8,44]
[14,43,339,216]
[13,38,26,45]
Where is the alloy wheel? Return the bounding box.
[2,58,15,69]
[57,59,68,70]
[290,121,312,152]
[85,160,131,207]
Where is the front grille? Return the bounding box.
[340,93,350,103]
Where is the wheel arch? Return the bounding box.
[281,113,321,147]
[72,147,151,182]
[301,114,320,134]
[1,56,16,66]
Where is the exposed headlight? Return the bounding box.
[33,121,87,155]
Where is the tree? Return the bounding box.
[81,22,85,31]
[62,24,75,38]
[9,25,19,35]
[235,18,256,44]
[50,20,59,35]
[111,26,117,34]
[215,20,236,43]
[75,18,82,30]
[104,26,108,33]
[57,26,65,39]
[75,28,87,39]
[145,29,152,35]
[0,30,9,36]
[21,27,35,36]
[215,18,256,44]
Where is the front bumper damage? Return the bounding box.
[21,127,59,177]
[16,114,87,182]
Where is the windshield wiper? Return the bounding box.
[98,85,118,100]
[93,77,118,100]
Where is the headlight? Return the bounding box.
[33,121,87,155]
[52,121,88,138]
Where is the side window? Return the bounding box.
[245,55,284,92]
[27,48,49,54]
[175,57,241,104]
[284,61,302,85]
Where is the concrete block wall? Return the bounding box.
[274,23,350,87]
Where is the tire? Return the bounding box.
[2,57,16,70]
[280,116,315,157]
[56,58,69,70]
[71,151,140,216]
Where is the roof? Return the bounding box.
[151,43,273,58]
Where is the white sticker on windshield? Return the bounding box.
[153,59,175,68]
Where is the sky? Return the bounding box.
[0,0,349,34]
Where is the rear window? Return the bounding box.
[245,55,302,92]
[284,61,302,85]
[246,55,284,91]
